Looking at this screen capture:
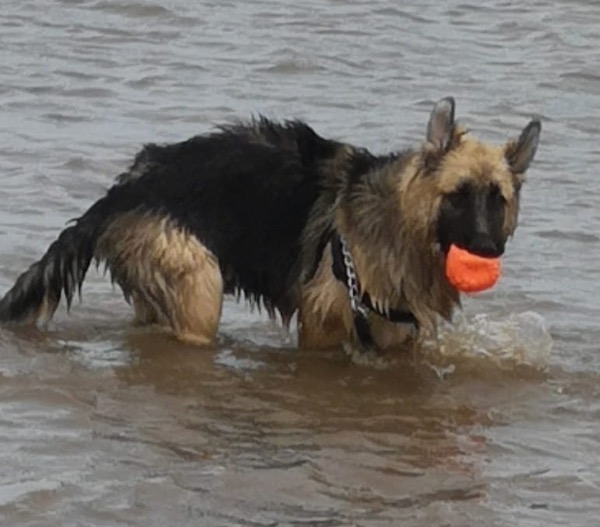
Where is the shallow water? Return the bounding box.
[1,0,600,525]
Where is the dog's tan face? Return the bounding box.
[424,97,540,258]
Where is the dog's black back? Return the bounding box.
[127,119,350,316]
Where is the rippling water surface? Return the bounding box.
[1,1,600,525]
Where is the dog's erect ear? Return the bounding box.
[505,119,541,174]
[426,96,456,152]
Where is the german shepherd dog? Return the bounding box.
[0,97,540,352]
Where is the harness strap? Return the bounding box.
[330,233,418,351]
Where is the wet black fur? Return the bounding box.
[0,117,388,323]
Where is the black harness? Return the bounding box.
[330,233,418,351]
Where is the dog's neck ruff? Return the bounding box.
[330,232,417,351]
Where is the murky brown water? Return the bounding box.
[1,1,600,525]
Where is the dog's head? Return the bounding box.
[422,97,540,258]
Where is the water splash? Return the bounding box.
[422,311,553,373]
[214,348,267,372]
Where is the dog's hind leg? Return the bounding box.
[96,212,223,345]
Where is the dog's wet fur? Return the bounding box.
[0,97,540,351]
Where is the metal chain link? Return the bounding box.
[340,236,369,317]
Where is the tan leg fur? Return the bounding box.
[96,212,223,345]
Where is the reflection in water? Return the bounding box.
[0,314,554,525]
[113,329,492,521]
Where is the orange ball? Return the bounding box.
[444,244,501,293]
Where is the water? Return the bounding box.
[1,0,600,525]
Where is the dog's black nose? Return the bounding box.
[469,235,501,258]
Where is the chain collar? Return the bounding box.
[337,234,373,350]
[331,231,418,325]
[339,235,369,318]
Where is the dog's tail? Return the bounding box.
[0,194,116,325]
